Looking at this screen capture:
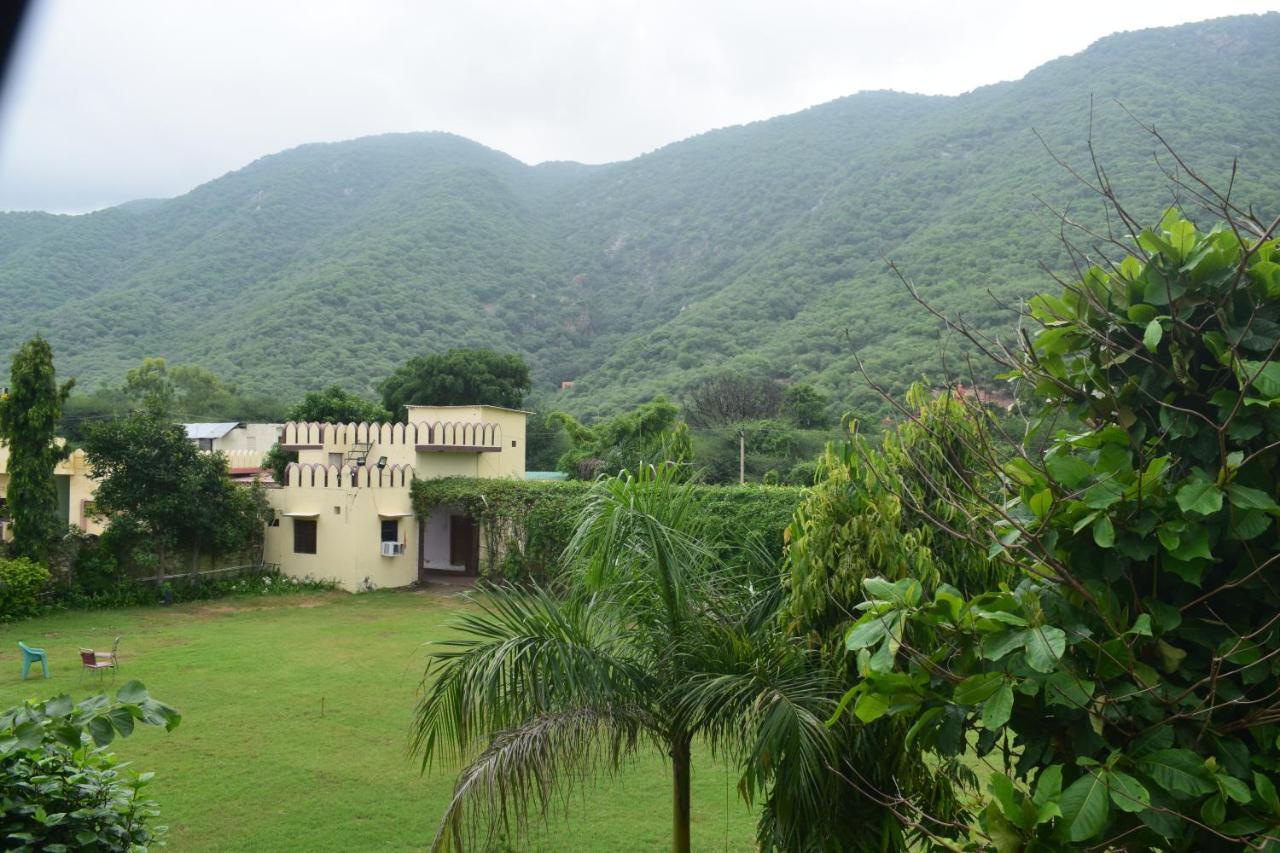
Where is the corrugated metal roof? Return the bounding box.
[183,422,243,440]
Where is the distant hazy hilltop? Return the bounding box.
[2,13,1277,419]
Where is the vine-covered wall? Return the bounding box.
[410,477,804,582]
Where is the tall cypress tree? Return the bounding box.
[0,337,73,560]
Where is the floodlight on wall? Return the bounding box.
[376,456,388,470]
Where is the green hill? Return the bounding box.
[2,13,1278,421]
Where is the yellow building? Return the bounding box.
[0,443,105,539]
[263,405,527,591]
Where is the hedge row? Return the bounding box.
[411,477,804,582]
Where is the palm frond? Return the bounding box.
[412,584,648,770]
[432,704,652,852]
[679,622,842,846]
[564,464,717,638]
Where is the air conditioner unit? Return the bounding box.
[381,541,406,557]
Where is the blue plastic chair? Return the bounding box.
[18,642,49,679]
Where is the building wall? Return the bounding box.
[0,445,105,536]
[264,464,417,591]
[271,408,528,591]
[211,423,282,455]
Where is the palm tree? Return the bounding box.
[411,464,836,852]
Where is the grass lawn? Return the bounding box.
[0,589,757,851]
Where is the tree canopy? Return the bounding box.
[0,336,73,559]
[83,414,262,575]
[285,385,390,423]
[379,349,531,419]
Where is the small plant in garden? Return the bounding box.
[0,681,180,850]
[0,557,51,622]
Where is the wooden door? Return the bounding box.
[449,515,478,575]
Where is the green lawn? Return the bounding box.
[0,590,757,851]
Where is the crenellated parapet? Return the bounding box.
[279,420,502,453]
[282,461,414,489]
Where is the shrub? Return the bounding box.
[411,477,805,583]
[836,209,1280,847]
[0,681,180,850]
[0,557,50,621]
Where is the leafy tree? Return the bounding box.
[285,384,391,424]
[683,372,784,427]
[123,357,174,417]
[548,397,692,479]
[0,682,179,850]
[262,442,295,486]
[0,336,73,560]
[412,464,833,852]
[766,386,997,849]
[379,349,530,420]
[781,383,829,428]
[834,198,1280,847]
[83,414,259,579]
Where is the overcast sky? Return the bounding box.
[0,1,1274,214]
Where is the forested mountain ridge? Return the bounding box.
[2,13,1278,420]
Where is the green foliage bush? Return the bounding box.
[0,682,179,850]
[836,210,1280,847]
[411,477,803,583]
[0,557,50,622]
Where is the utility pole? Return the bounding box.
[738,428,745,485]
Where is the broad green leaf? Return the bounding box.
[1028,488,1053,519]
[1226,483,1280,513]
[1167,218,1197,259]
[1143,319,1163,353]
[1023,626,1067,673]
[1059,770,1110,842]
[1137,749,1217,796]
[1106,770,1151,813]
[1156,640,1187,673]
[1046,454,1093,489]
[1254,772,1279,814]
[1241,360,1280,399]
[1176,477,1223,516]
[1127,303,1157,323]
[853,692,890,723]
[86,716,114,747]
[862,577,921,606]
[1033,764,1063,807]
[1169,526,1212,562]
[107,707,134,738]
[1230,509,1270,541]
[1045,672,1095,709]
[983,803,1024,852]
[116,681,149,704]
[845,617,888,651]
[955,672,1005,705]
[988,774,1025,827]
[1218,773,1253,804]
[1201,793,1226,826]
[1092,516,1115,548]
[982,630,1025,661]
[1126,614,1152,636]
[982,683,1015,730]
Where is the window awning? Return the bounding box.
[377,511,414,518]
[282,511,319,519]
